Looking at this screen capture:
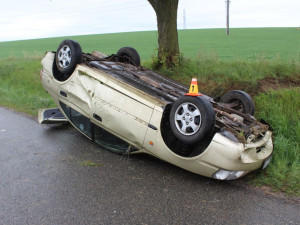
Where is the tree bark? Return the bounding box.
[148,0,179,68]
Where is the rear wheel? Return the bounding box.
[117,47,140,66]
[55,39,82,76]
[169,96,215,144]
[220,90,255,115]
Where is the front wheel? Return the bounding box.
[169,96,215,144]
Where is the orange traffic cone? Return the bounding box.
[185,78,202,96]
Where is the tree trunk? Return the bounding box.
[148,0,179,68]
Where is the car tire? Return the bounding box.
[117,47,141,66]
[55,39,82,76]
[169,96,215,144]
[220,90,255,115]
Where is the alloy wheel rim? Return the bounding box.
[174,102,201,135]
[58,45,72,68]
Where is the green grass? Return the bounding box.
[1,27,300,61]
[0,31,159,62]
[152,52,300,98]
[179,28,300,61]
[0,28,300,196]
[253,88,300,195]
[0,58,55,115]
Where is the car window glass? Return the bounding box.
[60,102,71,118]
[71,109,92,138]
[94,125,129,154]
[60,102,92,138]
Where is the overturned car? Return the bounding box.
[39,39,273,180]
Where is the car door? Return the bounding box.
[92,80,154,148]
[58,69,96,115]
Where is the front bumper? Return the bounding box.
[200,131,273,176]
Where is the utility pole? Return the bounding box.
[183,9,186,30]
[225,0,230,35]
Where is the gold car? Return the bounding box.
[39,40,273,180]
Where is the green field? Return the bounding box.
[1,27,300,61]
[0,28,300,196]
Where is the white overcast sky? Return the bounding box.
[0,0,299,42]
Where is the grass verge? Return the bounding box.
[0,57,55,116]
[251,88,300,195]
[150,52,300,98]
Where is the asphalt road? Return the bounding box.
[0,106,299,225]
